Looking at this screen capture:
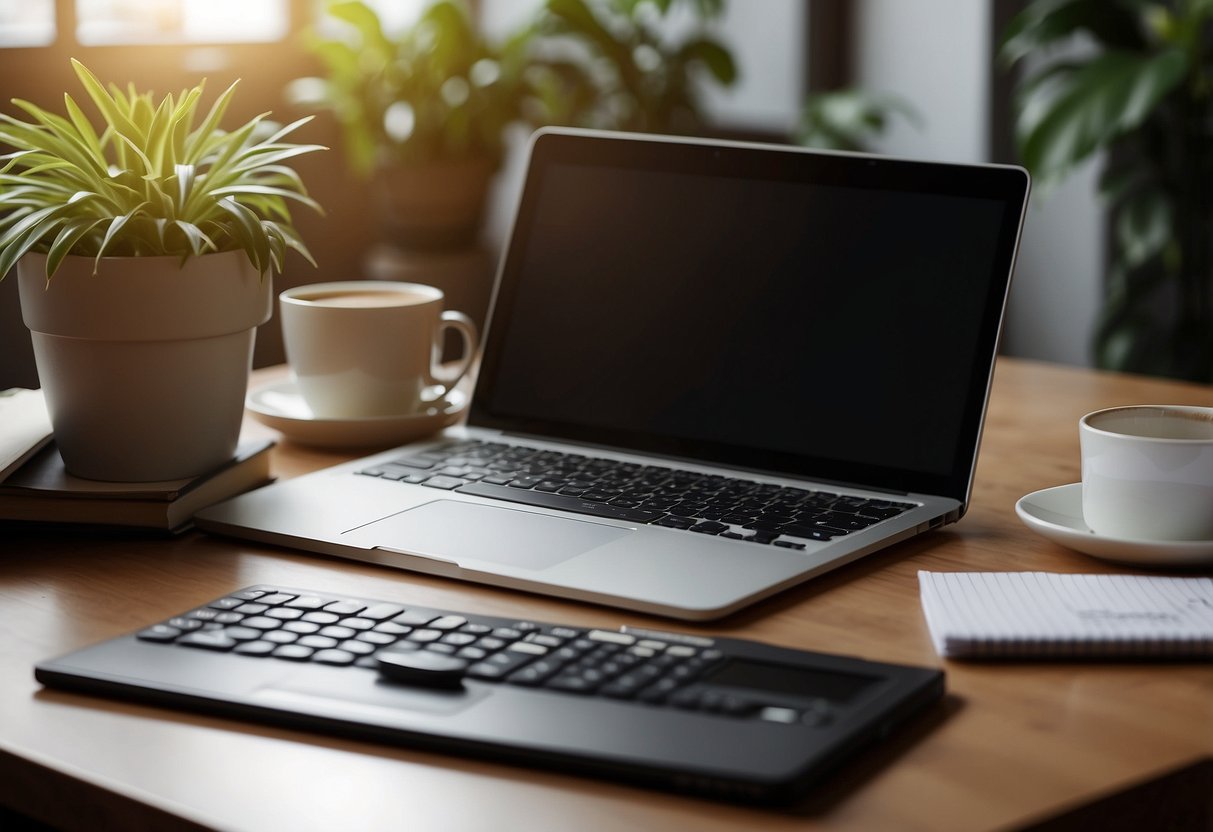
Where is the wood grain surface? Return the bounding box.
[2,358,1211,832]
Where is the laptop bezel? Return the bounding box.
[469,128,1029,505]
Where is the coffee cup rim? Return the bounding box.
[1081,405,1213,442]
[279,280,443,307]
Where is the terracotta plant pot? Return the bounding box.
[17,251,272,481]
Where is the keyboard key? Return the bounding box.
[234,640,276,656]
[207,597,244,610]
[282,621,321,634]
[137,624,181,642]
[429,615,467,630]
[313,649,357,666]
[338,640,377,656]
[355,631,398,646]
[263,630,298,644]
[271,644,314,661]
[178,630,238,651]
[241,616,285,630]
[421,476,467,490]
[299,608,342,620]
[361,604,405,621]
[285,596,328,610]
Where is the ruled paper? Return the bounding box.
[918,572,1213,659]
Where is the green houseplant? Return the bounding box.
[293,0,737,245]
[1001,0,1213,381]
[795,89,921,153]
[531,0,737,135]
[0,59,325,480]
[292,0,542,247]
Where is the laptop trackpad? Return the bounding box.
[347,500,631,570]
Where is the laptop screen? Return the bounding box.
[471,129,1029,502]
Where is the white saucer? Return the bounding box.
[246,380,466,449]
[1015,483,1213,568]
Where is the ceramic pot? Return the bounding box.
[372,158,493,249]
[17,251,272,481]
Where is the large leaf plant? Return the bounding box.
[533,0,736,135]
[0,59,325,281]
[1001,0,1213,381]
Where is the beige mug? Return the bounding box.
[280,281,477,419]
[1080,405,1213,540]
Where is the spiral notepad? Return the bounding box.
[918,571,1213,659]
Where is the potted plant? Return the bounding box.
[530,0,737,135]
[0,59,324,481]
[1001,0,1213,381]
[293,0,738,246]
[292,0,550,248]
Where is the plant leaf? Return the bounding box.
[1115,187,1171,269]
[46,216,106,277]
[677,38,736,85]
[1017,48,1188,181]
[1000,0,1147,67]
[216,196,269,273]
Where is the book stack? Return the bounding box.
[1,388,275,533]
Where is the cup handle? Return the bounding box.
[429,310,478,397]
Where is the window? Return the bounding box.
[0,0,289,48]
[0,0,54,47]
[76,0,289,45]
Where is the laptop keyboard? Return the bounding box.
[137,585,830,722]
[356,440,914,549]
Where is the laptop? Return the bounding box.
[197,127,1030,621]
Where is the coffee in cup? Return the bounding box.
[279,281,478,419]
[1080,405,1213,541]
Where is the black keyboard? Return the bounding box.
[356,440,915,549]
[37,584,945,804]
[140,585,735,707]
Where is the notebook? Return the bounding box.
[196,127,1031,620]
[919,571,1213,659]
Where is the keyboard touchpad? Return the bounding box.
[345,500,631,570]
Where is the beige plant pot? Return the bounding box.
[17,251,272,481]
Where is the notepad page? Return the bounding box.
[918,571,1213,659]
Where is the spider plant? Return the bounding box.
[0,59,326,282]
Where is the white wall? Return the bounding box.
[852,0,989,163]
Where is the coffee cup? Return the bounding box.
[1080,405,1213,541]
[279,281,478,419]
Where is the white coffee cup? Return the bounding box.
[279,281,478,419]
[1080,405,1213,541]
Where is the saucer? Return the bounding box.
[246,380,466,449]
[1015,483,1213,567]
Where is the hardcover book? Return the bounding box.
[0,438,275,533]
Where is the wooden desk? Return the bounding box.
[2,358,1211,831]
